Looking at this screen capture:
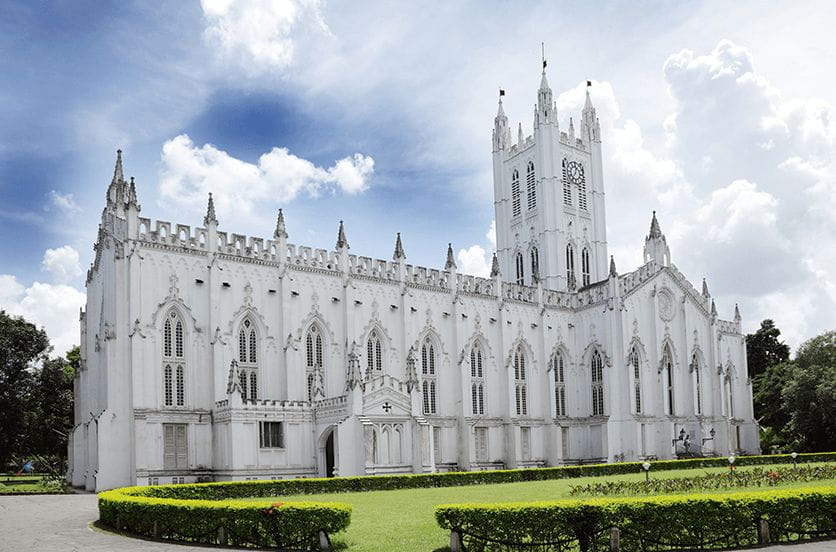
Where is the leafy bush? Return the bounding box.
[99,485,351,550]
[570,464,836,496]
[137,452,836,502]
[435,487,836,551]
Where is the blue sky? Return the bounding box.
[1,0,835,354]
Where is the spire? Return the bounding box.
[125,176,139,208]
[609,255,617,277]
[393,232,405,260]
[518,122,524,146]
[536,45,554,125]
[203,193,217,226]
[702,278,710,297]
[336,220,349,249]
[568,117,575,142]
[490,252,500,277]
[734,303,741,321]
[710,299,717,318]
[584,86,594,111]
[648,210,663,239]
[445,243,457,271]
[112,149,124,184]
[273,208,288,239]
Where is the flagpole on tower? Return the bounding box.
[541,42,547,71]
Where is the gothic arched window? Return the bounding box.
[526,161,536,210]
[629,346,641,414]
[162,310,185,407]
[551,351,566,416]
[421,337,437,414]
[515,252,524,285]
[591,350,604,416]
[238,318,258,401]
[565,244,575,287]
[581,247,591,287]
[470,344,485,415]
[562,159,572,206]
[662,344,674,415]
[305,325,324,401]
[514,344,527,416]
[692,352,702,415]
[511,169,521,217]
[366,329,383,374]
[530,247,539,282]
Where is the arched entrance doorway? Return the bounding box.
[325,431,335,478]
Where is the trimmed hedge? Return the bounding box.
[435,486,836,551]
[99,485,351,550]
[135,452,835,501]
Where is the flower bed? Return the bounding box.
[435,486,836,551]
[570,464,836,496]
[98,484,351,550]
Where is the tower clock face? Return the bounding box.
[567,161,584,185]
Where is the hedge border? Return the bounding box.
[98,485,351,550]
[136,452,836,502]
[435,486,836,551]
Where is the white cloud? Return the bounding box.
[159,134,374,219]
[0,274,85,356]
[49,190,81,214]
[457,245,491,278]
[41,245,83,283]
[200,0,330,76]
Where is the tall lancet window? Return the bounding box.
[662,344,674,415]
[511,169,521,217]
[526,161,536,210]
[515,252,524,285]
[305,325,324,401]
[470,344,485,415]
[726,366,735,418]
[562,159,572,206]
[629,346,641,414]
[565,244,575,286]
[591,350,604,416]
[530,247,539,282]
[421,337,437,414]
[366,329,383,375]
[513,345,527,416]
[238,318,258,401]
[692,352,702,415]
[578,171,588,211]
[163,310,185,407]
[581,248,591,287]
[551,351,566,417]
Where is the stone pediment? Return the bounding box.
[363,385,411,416]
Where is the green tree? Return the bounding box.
[781,331,836,452]
[746,319,790,379]
[0,311,50,468]
[27,353,75,461]
[753,360,795,432]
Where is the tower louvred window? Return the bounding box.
[526,161,536,210]
[511,169,521,217]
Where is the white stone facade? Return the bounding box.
[69,70,758,492]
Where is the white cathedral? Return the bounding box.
[69,66,759,492]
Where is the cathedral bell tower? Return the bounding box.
[492,58,608,291]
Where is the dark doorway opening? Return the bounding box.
[325,431,335,478]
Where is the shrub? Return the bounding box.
[570,464,836,496]
[135,452,836,502]
[98,485,351,550]
[435,487,836,551]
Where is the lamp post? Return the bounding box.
[791,451,798,469]
[728,455,736,474]
[641,462,651,483]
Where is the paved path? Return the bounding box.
[0,493,834,551]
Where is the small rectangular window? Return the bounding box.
[259,421,284,448]
[474,427,488,462]
[163,423,188,469]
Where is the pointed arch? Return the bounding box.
[526,160,536,210]
[237,315,259,401]
[691,346,706,415]
[515,250,524,285]
[419,332,439,415]
[661,341,675,416]
[565,243,575,287]
[581,246,591,287]
[561,158,572,206]
[511,168,521,217]
[470,340,486,415]
[508,339,533,416]
[581,341,609,417]
[162,308,186,407]
[529,245,540,283]
[358,319,394,376]
[549,345,569,417]
[304,322,326,401]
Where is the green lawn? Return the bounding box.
[246,464,836,552]
[0,474,66,494]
